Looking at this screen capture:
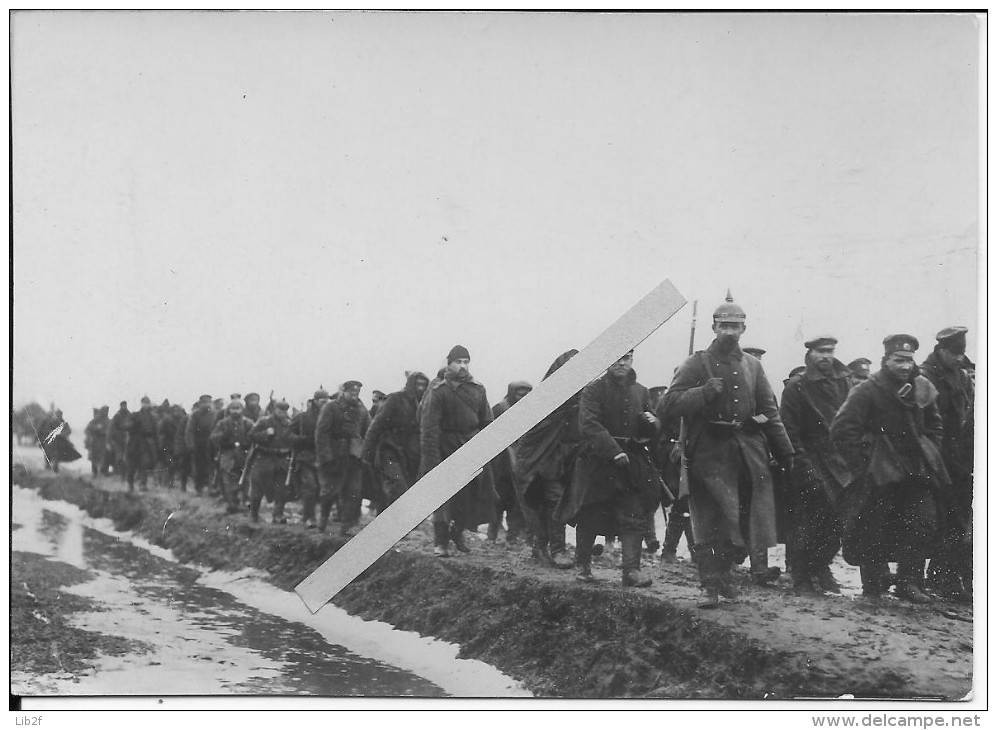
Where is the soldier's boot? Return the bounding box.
[249,495,263,524]
[302,494,317,529]
[486,520,500,543]
[621,533,652,588]
[897,558,933,604]
[531,506,552,564]
[450,521,471,553]
[644,523,660,555]
[574,526,598,583]
[546,509,573,568]
[717,563,740,601]
[661,512,686,563]
[749,546,780,586]
[694,547,720,608]
[318,499,333,532]
[814,564,842,594]
[272,502,287,525]
[433,521,451,558]
[859,564,885,601]
[792,561,819,595]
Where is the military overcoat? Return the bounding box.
[660,342,793,549]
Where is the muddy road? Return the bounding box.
[9,452,975,700]
[11,470,528,698]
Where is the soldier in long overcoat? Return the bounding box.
[487,380,533,544]
[84,407,110,477]
[514,350,580,569]
[248,400,305,523]
[420,345,497,557]
[780,336,853,595]
[290,388,330,528]
[557,350,668,587]
[210,399,255,512]
[830,334,950,604]
[919,326,974,601]
[362,372,430,509]
[185,395,216,495]
[660,292,794,608]
[108,401,130,475]
[315,380,371,534]
[156,404,178,487]
[124,397,159,491]
[173,404,192,491]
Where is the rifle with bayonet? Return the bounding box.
[238,443,256,486]
[677,300,698,500]
[284,448,298,500]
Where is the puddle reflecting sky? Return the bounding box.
[14,493,445,697]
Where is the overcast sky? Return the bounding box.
[12,11,980,435]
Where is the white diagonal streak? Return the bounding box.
[295,279,687,612]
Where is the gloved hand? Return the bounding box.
[703,378,725,400]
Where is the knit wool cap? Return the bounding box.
[447,345,471,364]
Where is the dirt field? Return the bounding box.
[10,461,974,700]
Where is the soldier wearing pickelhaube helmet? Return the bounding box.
[830,334,950,604]
[660,290,794,608]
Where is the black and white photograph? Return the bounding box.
[9,9,984,713]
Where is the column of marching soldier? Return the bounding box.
[69,291,973,610]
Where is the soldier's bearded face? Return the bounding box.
[884,353,915,380]
[448,358,470,377]
[274,409,290,423]
[609,353,633,379]
[342,388,361,403]
[809,346,835,374]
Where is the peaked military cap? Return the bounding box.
[788,365,807,380]
[743,347,766,357]
[883,334,919,357]
[936,326,968,354]
[937,325,968,341]
[847,357,871,369]
[227,399,244,411]
[342,380,362,391]
[804,336,838,350]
